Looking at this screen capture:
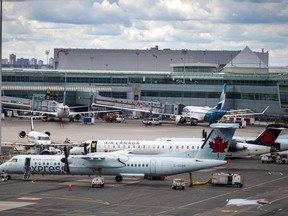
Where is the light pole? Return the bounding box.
[182,49,187,84]
[0,0,2,154]
[45,50,50,68]
[136,52,140,72]
[153,54,157,72]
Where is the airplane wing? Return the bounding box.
[224,106,269,117]
[69,109,120,116]
[91,103,169,115]
[80,149,134,160]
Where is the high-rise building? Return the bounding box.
[9,54,16,65]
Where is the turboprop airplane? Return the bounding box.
[69,124,288,158]
[0,123,237,186]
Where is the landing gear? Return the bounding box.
[190,119,198,126]
[115,175,123,182]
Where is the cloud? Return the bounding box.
[1,0,288,66]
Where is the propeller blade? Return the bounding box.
[62,146,70,174]
[82,143,88,155]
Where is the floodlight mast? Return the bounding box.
[0,0,3,154]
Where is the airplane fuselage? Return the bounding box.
[56,104,70,118]
[0,154,227,178]
[27,131,51,145]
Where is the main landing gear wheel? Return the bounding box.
[115,175,123,182]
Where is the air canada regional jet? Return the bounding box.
[0,123,238,186]
[70,124,288,158]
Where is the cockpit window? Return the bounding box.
[182,107,190,113]
[9,158,18,163]
[38,137,50,140]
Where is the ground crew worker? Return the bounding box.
[91,141,96,152]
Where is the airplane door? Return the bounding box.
[150,160,156,174]
[24,158,31,170]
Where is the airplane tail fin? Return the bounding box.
[195,123,238,160]
[214,83,226,110]
[247,124,288,146]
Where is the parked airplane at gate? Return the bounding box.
[69,124,288,158]
[0,123,237,185]
[92,84,227,125]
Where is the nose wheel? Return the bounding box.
[115,175,123,182]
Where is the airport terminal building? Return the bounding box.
[2,46,288,116]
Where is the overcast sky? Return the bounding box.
[2,0,288,66]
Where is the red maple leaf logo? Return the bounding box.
[209,136,228,153]
[260,131,275,146]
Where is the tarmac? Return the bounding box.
[0,118,288,215]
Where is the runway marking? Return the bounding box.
[0,201,35,212]
[242,176,288,191]
[17,197,42,201]
[158,176,288,215]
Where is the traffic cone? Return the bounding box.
[68,184,72,191]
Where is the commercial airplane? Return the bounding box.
[15,117,62,155]
[91,84,228,126]
[0,123,237,185]
[69,124,288,158]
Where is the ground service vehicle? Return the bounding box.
[275,153,288,164]
[261,154,276,163]
[142,118,162,126]
[172,178,185,190]
[211,173,243,187]
[91,177,104,188]
[261,153,288,164]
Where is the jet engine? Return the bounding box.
[41,113,49,121]
[228,141,246,152]
[175,116,186,124]
[19,131,26,138]
[74,114,82,121]
[43,131,51,137]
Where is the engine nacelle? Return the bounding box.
[175,116,186,124]
[43,131,51,137]
[19,131,26,138]
[41,113,49,121]
[74,114,82,121]
[228,141,246,152]
[235,143,247,150]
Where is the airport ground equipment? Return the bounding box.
[211,173,243,187]
[83,117,95,124]
[91,176,105,188]
[261,152,288,164]
[261,154,276,163]
[172,178,185,190]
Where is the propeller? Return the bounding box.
[82,142,88,155]
[202,129,207,139]
[61,146,70,174]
